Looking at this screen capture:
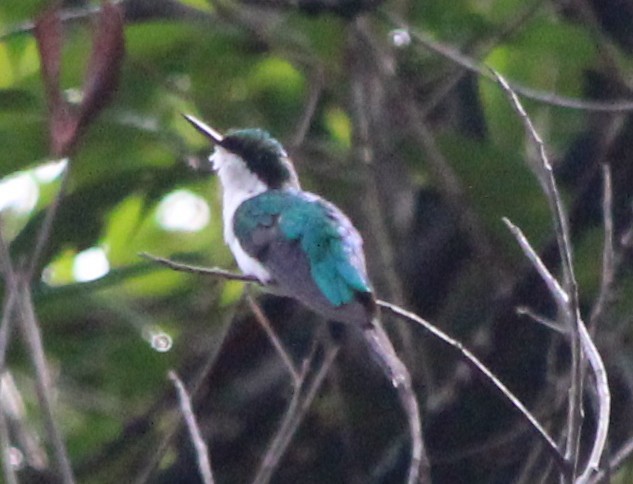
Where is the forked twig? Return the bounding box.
[142,253,427,481]
[252,339,339,484]
[0,221,74,483]
[141,253,569,475]
[493,71,610,482]
[168,370,214,484]
[503,220,610,482]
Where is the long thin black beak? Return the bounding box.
[182,114,224,144]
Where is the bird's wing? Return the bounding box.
[233,190,374,324]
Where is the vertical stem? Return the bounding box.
[17,281,75,484]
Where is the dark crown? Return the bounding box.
[221,129,291,188]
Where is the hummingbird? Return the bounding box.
[183,114,425,483]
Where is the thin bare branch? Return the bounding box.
[26,162,71,282]
[0,408,16,484]
[382,11,633,113]
[363,319,429,483]
[16,282,75,484]
[504,218,611,483]
[0,221,18,372]
[516,306,566,335]
[493,70,585,478]
[252,339,339,484]
[589,436,633,484]
[168,371,214,484]
[134,304,237,483]
[139,253,259,283]
[290,65,324,148]
[589,164,615,331]
[377,300,568,475]
[503,218,568,309]
[576,321,610,482]
[246,293,300,386]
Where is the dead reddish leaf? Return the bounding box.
[79,1,125,126]
[34,1,125,157]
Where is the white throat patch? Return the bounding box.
[210,146,271,282]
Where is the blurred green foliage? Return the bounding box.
[1,0,633,482]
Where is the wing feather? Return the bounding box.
[234,190,374,325]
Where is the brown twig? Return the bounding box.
[246,293,300,386]
[167,370,214,484]
[139,252,259,283]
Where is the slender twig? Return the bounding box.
[503,219,568,306]
[16,281,75,484]
[252,338,339,484]
[139,253,259,283]
[0,222,19,484]
[589,164,615,331]
[246,293,300,386]
[576,321,610,482]
[363,321,429,483]
[516,306,565,335]
[142,254,426,481]
[493,70,585,479]
[503,219,611,483]
[27,162,71,282]
[167,371,214,484]
[134,304,237,483]
[141,253,566,475]
[0,397,17,484]
[290,65,324,148]
[589,436,633,484]
[381,11,633,113]
[0,221,18,372]
[377,300,568,474]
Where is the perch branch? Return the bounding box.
[139,253,259,283]
[141,253,567,475]
[377,300,568,474]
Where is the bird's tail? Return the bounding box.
[363,318,429,484]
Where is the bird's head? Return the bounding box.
[184,114,300,191]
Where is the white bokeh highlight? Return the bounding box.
[156,189,210,232]
[73,246,110,282]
